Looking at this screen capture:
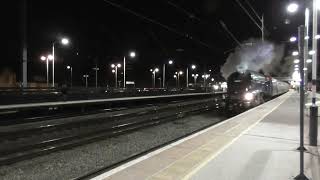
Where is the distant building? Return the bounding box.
[0,68,17,87]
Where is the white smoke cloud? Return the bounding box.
[221,38,285,79]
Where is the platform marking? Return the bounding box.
[91,92,291,180]
[181,92,291,180]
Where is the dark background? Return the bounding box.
[3,0,306,87]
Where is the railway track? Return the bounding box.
[0,97,222,166]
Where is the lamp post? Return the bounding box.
[52,37,69,87]
[287,0,319,148]
[186,64,196,88]
[202,74,210,88]
[158,77,162,88]
[310,0,319,148]
[83,74,89,88]
[163,59,174,88]
[66,65,73,87]
[175,71,183,88]
[192,74,199,86]
[150,68,159,88]
[123,51,136,88]
[174,74,178,88]
[111,63,121,88]
[41,55,52,87]
[92,65,100,88]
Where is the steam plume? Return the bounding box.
[221,38,285,79]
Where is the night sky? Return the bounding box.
[4,0,306,87]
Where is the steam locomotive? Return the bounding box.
[225,70,289,112]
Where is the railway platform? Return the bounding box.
[91,90,320,180]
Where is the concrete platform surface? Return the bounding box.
[92,91,320,180]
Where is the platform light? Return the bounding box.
[292,71,301,82]
[287,3,299,13]
[307,59,312,63]
[294,59,300,64]
[292,51,299,56]
[315,35,320,39]
[303,67,308,71]
[191,65,196,69]
[130,51,136,58]
[168,60,173,65]
[295,67,299,71]
[290,36,297,42]
[155,68,159,72]
[295,64,299,68]
[111,64,115,68]
[48,55,54,60]
[221,82,227,89]
[41,56,46,61]
[61,38,69,45]
[309,50,316,55]
[112,69,115,73]
[305,36,310,40]
[117,64,121,68]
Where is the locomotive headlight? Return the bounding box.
[244,92,254,101]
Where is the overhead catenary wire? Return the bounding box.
[102,0,215,50]
[219,21,243,48]
[167,1,243,49]
[244,0,262,21]
[167,1,201,21]
[234,0,262,30]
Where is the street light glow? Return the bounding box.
[316,35,320,39]
[307,59,312,63]
[294,67,299,71]
[289,36,297,42]
[67,66,71,69]
[179,71,183,75]
[112,69,115,73]
[117,64,121,68]
[292,51,299,56]
[155,68,159,72]
[130,51,136,58]
[111,64,115,68]
[211,78,214,82]
[287,3,298,13]
[191,65,196,69]
[61,38,69,45]
[294,64,299,68]
[48,55,54,60]
[294,59,300,64]
[168,60,173,64]
[41,56,46,61]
